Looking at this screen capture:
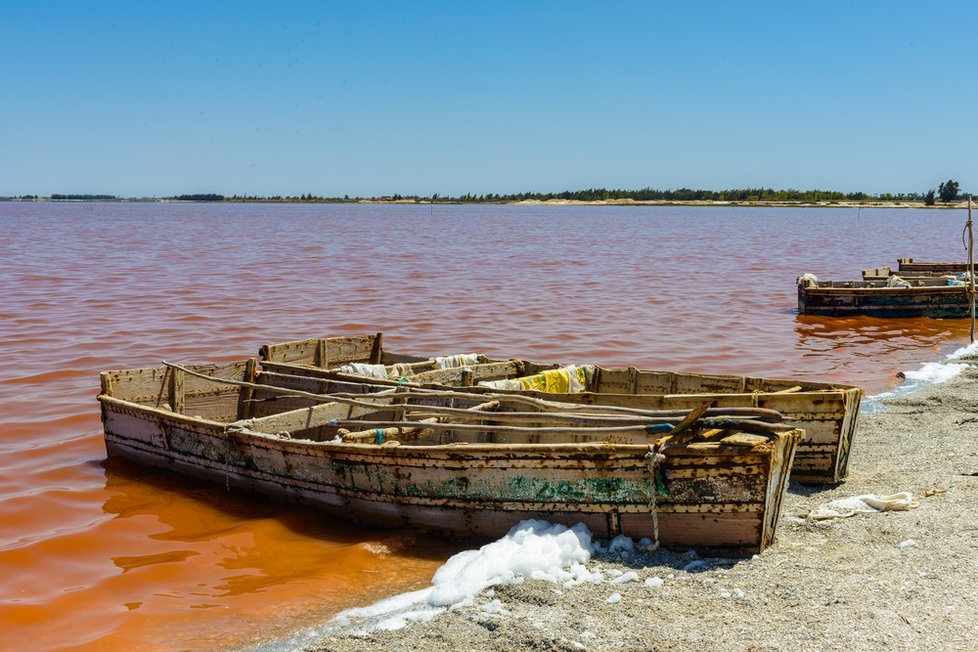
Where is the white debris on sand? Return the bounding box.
[808,492,918,520]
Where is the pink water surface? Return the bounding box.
[0,201,972,650]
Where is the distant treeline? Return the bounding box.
[449,188,924,203]
[51,194,117,200]
[170,194,225,201]
[1,187,963,204]
[228,187,930,203]
[224,188,931,203]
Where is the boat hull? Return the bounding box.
[798,282,972,318]
[100,395,799,553]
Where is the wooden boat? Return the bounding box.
[897,257,975,274]
[98,360,801,553]
[862,258,974,281]
[798,274,972,318]
[861,267,959,282]
[259,334,862,484]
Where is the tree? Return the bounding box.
[924,189,936,206]
[938,179,960,203]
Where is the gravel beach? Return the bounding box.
[277,356,978,652]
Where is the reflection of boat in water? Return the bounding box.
[99,359,801,552]
[259,334,863,484]
[96,455,463,652]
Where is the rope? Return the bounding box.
[644,440,667,551]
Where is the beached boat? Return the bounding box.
[98,360,801,553]
[259,334,862,484]
[798,274,973,318]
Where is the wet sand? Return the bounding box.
[288,355,978,652]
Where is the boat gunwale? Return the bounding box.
[100,393,794,457]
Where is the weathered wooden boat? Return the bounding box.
[861,268,960,282]
[98,360,802,553]
[259,334,862,484]
[897,257,975,275]
[862,259,974,281]
[798,274,973,318]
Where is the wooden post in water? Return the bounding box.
[970,194,975,343]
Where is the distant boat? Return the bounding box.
[259,334,862,484]
[99,359,801,553]
[798,273,972,318]
[897,257,975,274]
[862,258,975,281]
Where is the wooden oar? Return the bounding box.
[665,402,715,439]
[326,417,792,436]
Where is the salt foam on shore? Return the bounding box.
[317,520,600,636]
[862,340,978,412]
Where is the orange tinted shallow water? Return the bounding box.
[0,202,973,650]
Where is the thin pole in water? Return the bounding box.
[969,194,975,343]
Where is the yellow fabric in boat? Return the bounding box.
[516,365,590,393]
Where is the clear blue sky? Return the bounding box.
[1,1,975,198]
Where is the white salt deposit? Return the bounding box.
[611,571,639,585]
[562,563,605,588]
[645,576,664,588]
[947,340,978,360]
[903,361,969,384]
[321,520,596,634]
[608,534,635,555]
[718,588,732,598]
[733,588,745,599]
[481,599,509,615]
[899,539,917,548]
[863,341,977,411]
[606,593,622,604]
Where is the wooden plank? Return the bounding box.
[369,332,384,363]
[238,358,258,419]
[315,338,328,367]
[168,367,184,414]
[260,334,381,365]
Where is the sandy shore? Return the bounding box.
[273,358,978,652]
